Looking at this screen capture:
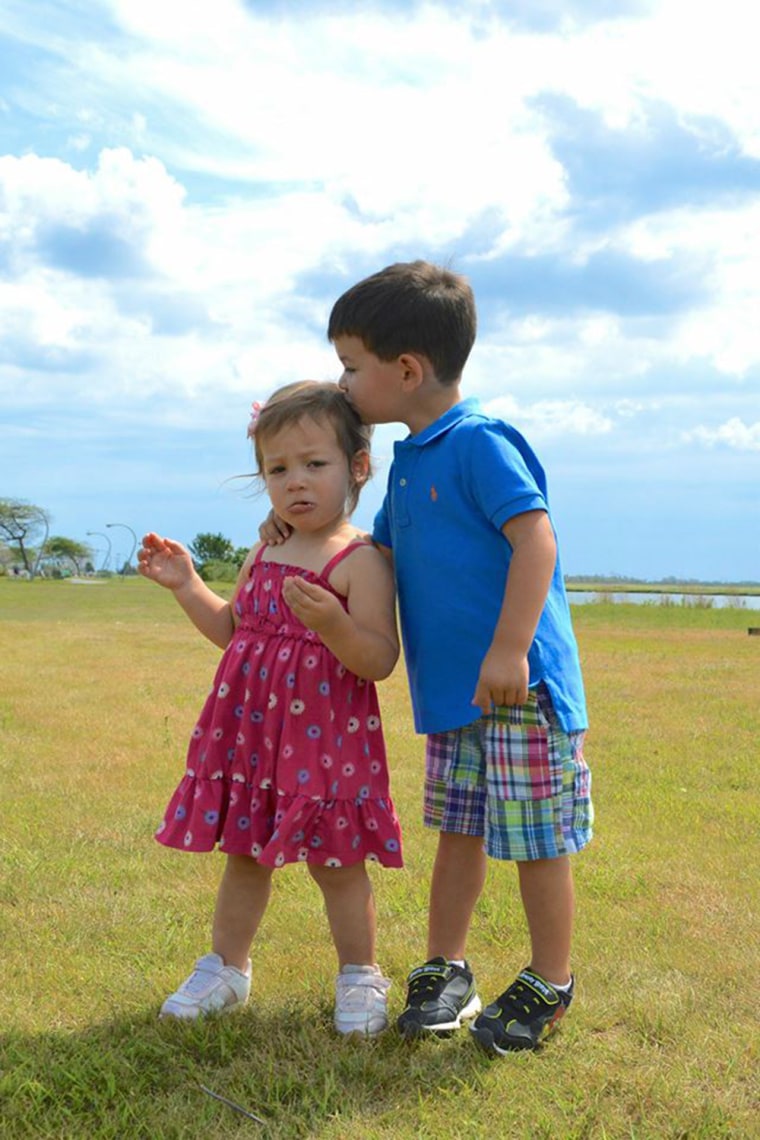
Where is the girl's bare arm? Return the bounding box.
[138,533,256,650]
[282,545,398,681]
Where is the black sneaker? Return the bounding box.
[397,957,481,1038]
[469,968,573,1054]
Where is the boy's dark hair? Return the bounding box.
[252,380,372,514]
[327,260,477,385]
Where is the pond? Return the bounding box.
[567,590,760,610]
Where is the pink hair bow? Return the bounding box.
[247,401,262,439]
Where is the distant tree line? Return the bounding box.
[0,501,247,583]
[565,573,760,587]
[189,533,249,581]
[1,497,103,579]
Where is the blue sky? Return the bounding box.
[1,0,759,581]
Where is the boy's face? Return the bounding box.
[334,335,406,426]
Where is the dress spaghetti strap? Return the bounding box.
[320,539,371,583]
[250,538,370,583]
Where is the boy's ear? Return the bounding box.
[351,449,371,484]
[397,352,426,392]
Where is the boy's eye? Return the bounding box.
[267,465,285,475]
[307,460,326,468]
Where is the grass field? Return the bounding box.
[0,578,758,1138]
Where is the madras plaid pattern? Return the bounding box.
[423,685,593,861]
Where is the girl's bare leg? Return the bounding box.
[211,854,274,971]
[309,862,376,966]
[427,832,488,960]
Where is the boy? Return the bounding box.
[268,260,593,1053]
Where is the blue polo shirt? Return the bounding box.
[373,398,587,735]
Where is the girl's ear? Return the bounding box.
[351,449,371,485]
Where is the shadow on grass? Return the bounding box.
[1,1000,497,1139]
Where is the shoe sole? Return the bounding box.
[335,1021,388,1037]
[159,996,248,1020]
[397,993,482,1038]
[469,1024,537,1054]
[469,1007,567,1055]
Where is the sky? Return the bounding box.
[1,0,759,582]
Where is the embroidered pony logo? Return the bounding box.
[430,485,438,502]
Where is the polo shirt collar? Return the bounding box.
[403,397,482,447]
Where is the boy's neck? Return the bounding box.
[404,380,463,435]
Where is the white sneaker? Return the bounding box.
[159,952,251,1020]
[334,964,391,1036]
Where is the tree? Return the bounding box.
[43,536,92,576]
[0,499,51,577]
[189,532,235,569]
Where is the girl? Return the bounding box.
[138,381,402,1036]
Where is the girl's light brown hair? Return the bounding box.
[251,381,373,515]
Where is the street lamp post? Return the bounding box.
[86,530,112,573]
[106,523,138,577]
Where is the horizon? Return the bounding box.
[1,0,759,583]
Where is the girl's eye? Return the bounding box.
[307,460,326,468]
[267,465,285,475]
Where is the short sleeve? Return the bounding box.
[372,493,392,549]
[464,421,547,530]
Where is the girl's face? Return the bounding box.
[260,415,367,533]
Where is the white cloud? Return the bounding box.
[620,201,760,377]
[485,396,613,439]
[684,418,760,451]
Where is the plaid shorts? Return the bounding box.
[423,684,593,861]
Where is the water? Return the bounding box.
[568,590,760,610]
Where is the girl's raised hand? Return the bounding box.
[137,532,195,592]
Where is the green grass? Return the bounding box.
[1,579,758,1138]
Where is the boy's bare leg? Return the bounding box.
[516,855,574,985]
[427,832,488,960]
[309,861,376,967]
[212,854,273,971]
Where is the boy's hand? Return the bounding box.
[137,532,195,592]
[259,509,291,546]
[282,575,343,634]
[472,647,529,713]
